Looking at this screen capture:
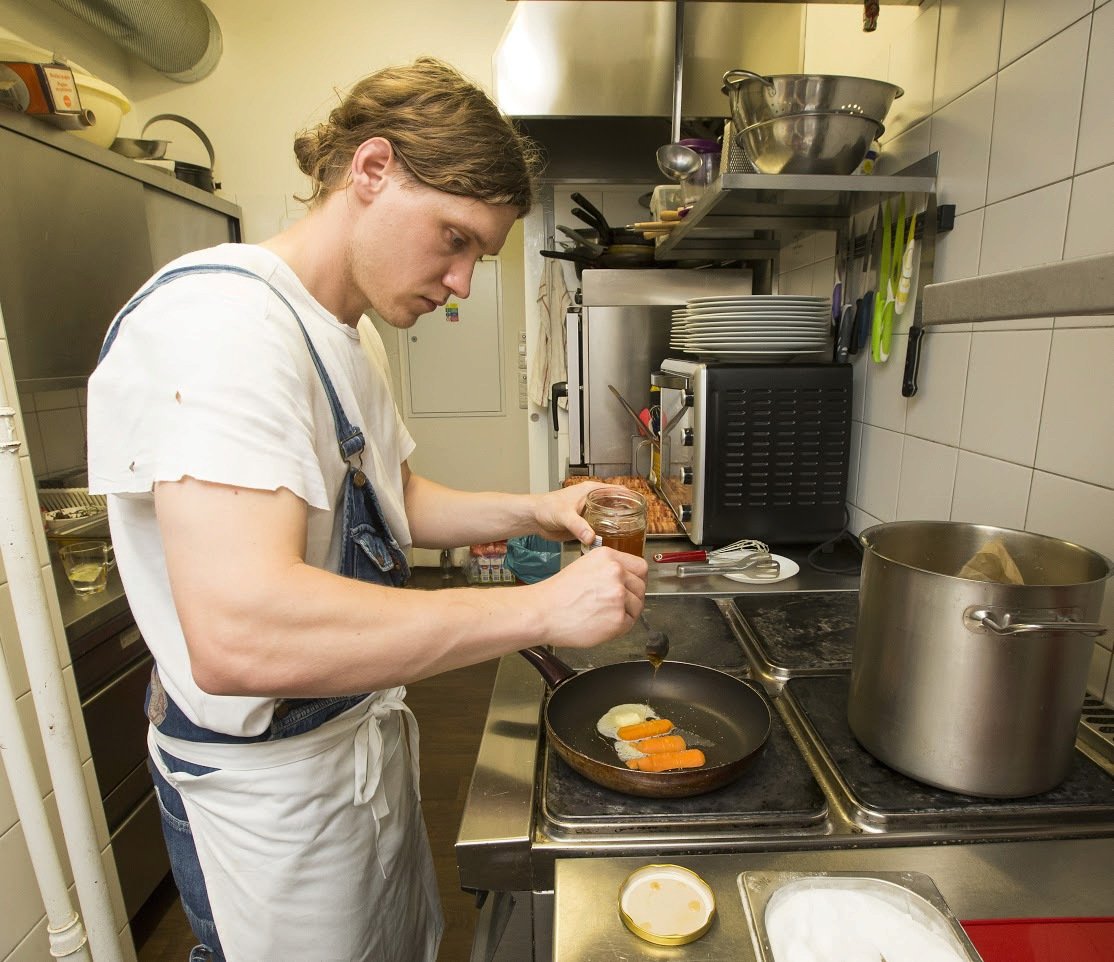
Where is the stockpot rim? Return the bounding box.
[858,520,1114,588]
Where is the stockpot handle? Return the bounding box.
[966,608,1108,637]
[722,69,776,90]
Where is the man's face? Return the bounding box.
[348,172,519,328]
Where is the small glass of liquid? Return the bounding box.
[59,541,112,595]
[582,488,647,558]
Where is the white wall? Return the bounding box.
[792,0,1114,707]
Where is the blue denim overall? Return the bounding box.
[98,264,412,960]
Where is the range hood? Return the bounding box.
[493,1,804,179]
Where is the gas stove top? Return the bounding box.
[539,591,1114,847]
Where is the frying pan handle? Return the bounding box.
[570,193,613,245]
[518,647,577,689]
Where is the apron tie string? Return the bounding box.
[353,688,420,877]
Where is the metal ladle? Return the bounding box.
[655,143,702,183]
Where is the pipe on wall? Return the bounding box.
[48,0,222,82]
[0,409,123,962]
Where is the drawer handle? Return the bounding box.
[119,626,143,649]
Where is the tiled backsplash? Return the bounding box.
[783,0,1114,706]
[17,386,87,480]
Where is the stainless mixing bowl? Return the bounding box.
[735,111,885,175]
[722,70,904,128]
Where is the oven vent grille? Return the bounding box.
[718,385,851,508]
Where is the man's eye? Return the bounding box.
[449,233,468,251]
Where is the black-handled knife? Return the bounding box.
[902,312,926,397]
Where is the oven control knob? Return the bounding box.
[679,504,692,523]
[682,389,694,407]
[679,466,693,485]
[682,428,694,446]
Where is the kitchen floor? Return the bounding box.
[131,657,500,962]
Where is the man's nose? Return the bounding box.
[444,258,474,299]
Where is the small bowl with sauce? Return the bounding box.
[618,863,716,945]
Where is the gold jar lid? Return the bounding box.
[618,863,716,946]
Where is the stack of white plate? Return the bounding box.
[670,294,831,360]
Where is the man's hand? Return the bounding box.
[531,482,626,546]
[529,545,648,648]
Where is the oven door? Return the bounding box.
[654,364,699,541]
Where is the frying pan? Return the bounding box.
[520,647,771,798]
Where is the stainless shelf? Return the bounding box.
[655,155,938,261]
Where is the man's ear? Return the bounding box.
[349,137,394,200]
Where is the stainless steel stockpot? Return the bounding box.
[849,521,1110,798]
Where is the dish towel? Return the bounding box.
[529,257,571,408]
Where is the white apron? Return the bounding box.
[149,689,444,962]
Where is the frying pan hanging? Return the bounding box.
[520,647,771,798]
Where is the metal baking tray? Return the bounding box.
[738,869,984,962]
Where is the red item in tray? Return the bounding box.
[961,917,1114,962]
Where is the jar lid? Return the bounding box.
[618,864,716,945]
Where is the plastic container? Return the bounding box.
[678,138,721,205]
[961,917,1114,962]
[69,70,131,147]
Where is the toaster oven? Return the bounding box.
[653,358,853,545]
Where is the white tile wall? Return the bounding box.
[896,436,959,519]
[886,3,940,138]
[999,0,1093,67]
[959,330,1051,464]
[933,0,1004,110]
[1064,162,1114,260]
[1076,1,1114,174]
[986,19,1089,203]
[951,451,1033,528]
[929,78,996,215]
[979,180,1072,275]
[807,0,1114,705]
[1035,328,1114,487]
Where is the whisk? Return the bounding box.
[653,538,769,564]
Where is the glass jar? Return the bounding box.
[583,488,647,557]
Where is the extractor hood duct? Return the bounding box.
[48,0,222,82]
[494,1,804,180]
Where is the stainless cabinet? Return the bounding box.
[0,108,242,391]
[0,130,154,388]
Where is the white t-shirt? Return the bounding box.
[87,244,416,736]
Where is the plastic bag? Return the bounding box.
[505,535,562,584]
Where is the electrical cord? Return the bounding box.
[806,508,865,575]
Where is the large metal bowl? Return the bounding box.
[735,111,884,175]
[722,70,903,128]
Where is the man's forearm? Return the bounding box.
[403,472,542,548]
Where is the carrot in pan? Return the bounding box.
[625,749,706,772]
[617,718,673,741]
[632,734,687,755]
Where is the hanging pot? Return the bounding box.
[141,113,219,192]
[848,521,1110,798]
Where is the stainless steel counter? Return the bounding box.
[552,841,1114,961]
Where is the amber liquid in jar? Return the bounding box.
[582,489,647,558]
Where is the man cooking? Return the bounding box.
[87,57,647,962]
